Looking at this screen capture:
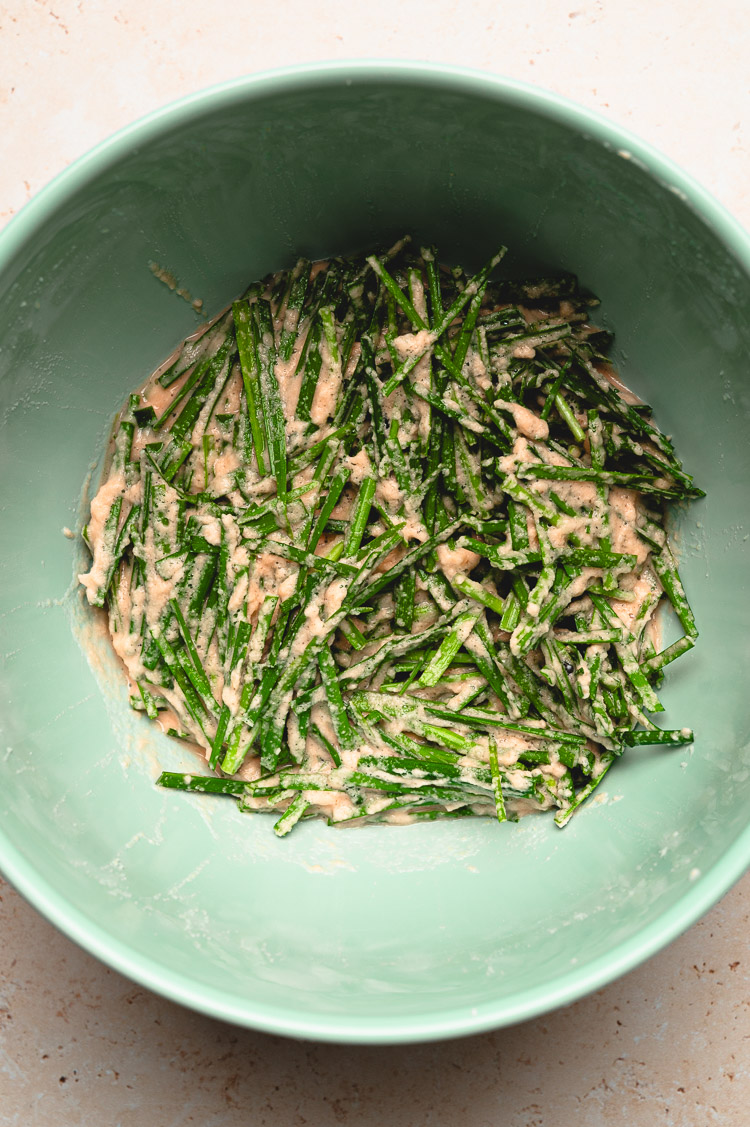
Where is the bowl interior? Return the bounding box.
[2,67,750,1042]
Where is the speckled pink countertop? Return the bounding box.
[2,3,750,1123]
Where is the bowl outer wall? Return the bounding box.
[1,62,750,1043]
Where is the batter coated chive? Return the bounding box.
[79,239,702,835]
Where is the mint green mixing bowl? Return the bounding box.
[1,63,748,1043]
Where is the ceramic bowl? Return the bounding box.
[1,62,749,1043]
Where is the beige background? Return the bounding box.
[2,1,749,1123]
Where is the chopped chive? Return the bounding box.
[80,238,701,837]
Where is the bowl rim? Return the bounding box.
[2,58,750,1044]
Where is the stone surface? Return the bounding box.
[2,1,749,1123]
